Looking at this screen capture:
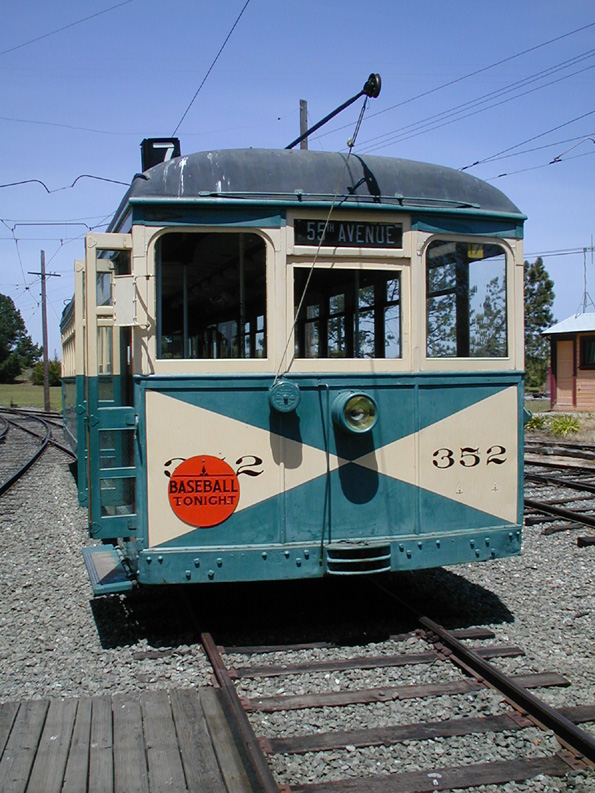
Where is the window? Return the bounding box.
[426,240,507,358]
[580,336,595,369]
[295,268,400,358]
[157,232,266,359]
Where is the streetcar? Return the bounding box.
[61,141,526,594]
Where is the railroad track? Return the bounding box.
[0,407,74,496]
[524,440,595,544]
[198,587,595,793]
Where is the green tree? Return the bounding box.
[470,275,507,357]
[524,257,555,391]
[0,294,41,383]
[30,354,61,387]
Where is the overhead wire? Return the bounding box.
[311,21,595,141]
[0,0,136,57]
[461,109,595,170]
[525,247,592,259]
[361,54,595,153]
[458,132,595,166]
[0,115,145,135]
[362,47,595,149]
[0,175,130,193]
[1,219,32,296]
[171,0,252,136]
[484,147,595,181]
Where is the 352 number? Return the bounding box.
[432,446,507,469]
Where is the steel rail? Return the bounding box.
[526,471,595,494]
[0,415,51,496]
[524,496,595,529]
[374,582,595,766]
[201,632,281,793]
[5,416,75,459]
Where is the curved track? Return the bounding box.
[0,408,74,496]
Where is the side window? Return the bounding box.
[157,232,266,359]
[580,336,595,369]
[295,268,401,359]
[426,240,507,358]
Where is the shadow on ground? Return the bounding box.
[90,566,514,650]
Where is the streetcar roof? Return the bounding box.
[109,148,524,229]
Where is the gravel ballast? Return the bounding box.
[1,449,594,792]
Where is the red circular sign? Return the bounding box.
[168,456,240,528]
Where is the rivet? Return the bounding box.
[418,542,423,550]
[485,538,490,547]
[194,558,200,567]
[304,550,309,559]
[475,550,480,558]
[469,540,475,548]
[158,555,163,564]
[262,552,268,560]
[208,570,215,580]
[491,550,496,558]
[296,558,302,567]
[399,544,404,552]
[146,556,152,564]
[435,540,441,548]
[284,551,290,558]
[406,550,412,559]
[185,570,191,580]
[217,558,223,567]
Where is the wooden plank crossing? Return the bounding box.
[0,687,254,793]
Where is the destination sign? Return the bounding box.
[294,219,403,249]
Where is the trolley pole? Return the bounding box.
[28,251,60,413]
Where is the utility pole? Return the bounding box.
[299,99,308,150]
[28,251,60,412]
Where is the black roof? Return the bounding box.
[122,148,522,217]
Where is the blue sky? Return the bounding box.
[1,0,594,356]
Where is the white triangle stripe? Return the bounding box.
[145,392,348,544]
[353,387,519,523]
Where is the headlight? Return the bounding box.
[331,391,377,434]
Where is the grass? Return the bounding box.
[0,381,62,412]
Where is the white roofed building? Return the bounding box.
[543,313,595,411]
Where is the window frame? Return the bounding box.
[155,228,269,363]
[579,335,595,370]
[288,259,410,373]
[423,236,512,364]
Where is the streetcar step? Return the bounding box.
[82,546,133,595]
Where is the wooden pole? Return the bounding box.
[300,99,308,149]
[40,250,50,412]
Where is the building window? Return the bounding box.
[580,336,595,369]
[426,240,507,358]
[295,268,400,358]
[157,232,266,359]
